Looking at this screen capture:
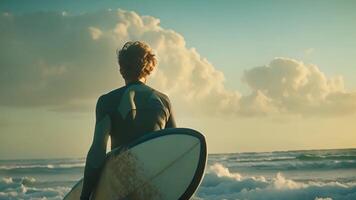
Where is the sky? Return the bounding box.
[0,0,356,159]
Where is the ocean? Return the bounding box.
[0,149,356,200]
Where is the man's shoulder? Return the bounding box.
[148,86,172,109]
[95,86,127,108]
[153,89,170,101]
[101,86,127,98]
[140,84,169,101]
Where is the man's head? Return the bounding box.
[117,41,157,83]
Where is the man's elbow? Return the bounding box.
[86,146,106,169]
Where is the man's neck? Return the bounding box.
[125,77,146,85]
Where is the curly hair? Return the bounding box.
[117,41,157,81]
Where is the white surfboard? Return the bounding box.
[64,128,207,200]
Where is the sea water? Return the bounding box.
[0,149,356,200]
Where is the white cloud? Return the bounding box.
[0,9,241,115]
[88,26,103,40]
[1,10,355,117]
[242,57,356,116]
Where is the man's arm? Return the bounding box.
[165,98,177,128]
[80,96,111,200]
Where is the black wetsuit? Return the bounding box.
[80,81,176,200]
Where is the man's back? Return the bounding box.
[99,81,176,148]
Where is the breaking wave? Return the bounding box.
[195,163,356,200]
[209,149,356,171]
[0,176,72,200]
[1,149,356,199]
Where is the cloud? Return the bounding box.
[0,11,122,110]
[242,57,356,116]
[89,26,103,40]
[0,9,355,116]
[0,9,241,115]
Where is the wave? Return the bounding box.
[1,162,356,200]
[234,156,296,162]
[208,150,356,171]
[195,163,356,200]
[296,154,356,161]
[0,176,72,200]
[211,151,356,163]
[0,163,85,175]
[210,159,356,172]
[1,150,356,199]
[0,163,84,170]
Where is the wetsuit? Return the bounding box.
[80,81,176,200]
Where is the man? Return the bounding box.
[80,41,176,200]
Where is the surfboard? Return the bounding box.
[63,128,207,200]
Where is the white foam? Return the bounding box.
[209,163,242,181]
[272,172,305,189]
[195,163,356,200]
[2,177,13,184]
[0,176,71,200]
[315,197,333,200]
